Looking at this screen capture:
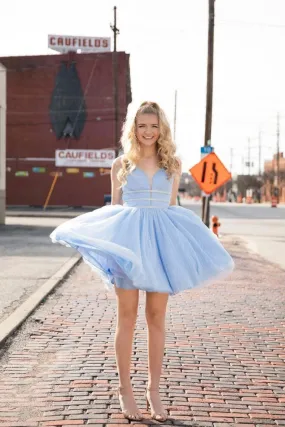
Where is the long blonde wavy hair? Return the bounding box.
[117,101,180,185]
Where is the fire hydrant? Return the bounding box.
[212,215,221,237]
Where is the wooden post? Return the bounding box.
[111,6,120,155]
[202,0,215,227]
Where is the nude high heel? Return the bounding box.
[117,387,143,421]
[145,387,168,422]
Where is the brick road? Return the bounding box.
[0,236,285,427]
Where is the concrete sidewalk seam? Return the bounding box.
[0,254,81,346]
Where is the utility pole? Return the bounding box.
[248,138,251,175]
[258,130,262,176]
[229,147,234,196]
[230,148,233,172]
[276,112,280,201]
[173,89,177,143]
[202,0,215,227]
[111,6,120,155]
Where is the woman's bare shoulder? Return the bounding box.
[112,155,124,170]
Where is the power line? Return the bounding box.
[6,117,122,127]
[7,108,120,115]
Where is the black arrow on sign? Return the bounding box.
[212,162,218,184]
[201,161,219,184]
[201,162,207,182]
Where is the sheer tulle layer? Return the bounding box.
[50,205,234,295]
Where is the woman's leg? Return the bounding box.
[145,291,169,419]
[114,285,142,419]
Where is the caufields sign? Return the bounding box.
[55,149,115,168]
[48,35,111,53]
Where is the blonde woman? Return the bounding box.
[51,101,234,422]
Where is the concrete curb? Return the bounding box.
[5,208,100,219]
[0,254,82,347]
[231,234,285,271]
[5,212,90,219]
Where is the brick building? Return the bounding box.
[0,51,131,207]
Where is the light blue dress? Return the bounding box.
[50,167,234,295]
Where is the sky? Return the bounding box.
[1,0,285,175]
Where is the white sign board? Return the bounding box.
[55,149,115,168]
[201,146,214,197]
[48,35,111,53]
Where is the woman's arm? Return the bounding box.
[111,157,123,205]
[169,158,182,206]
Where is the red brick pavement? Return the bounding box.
[0,236,285,427]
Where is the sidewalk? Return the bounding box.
[0,236,285,427]
[5,207,95,219]
[0,217,80,331]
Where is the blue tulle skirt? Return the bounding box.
[50,205,234,295]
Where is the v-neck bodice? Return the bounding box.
[122,167,174,208]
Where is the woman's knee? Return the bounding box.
[115,286,139,327]
[145,292,168,328]
[145,307,165,329]
[118,306,138,327]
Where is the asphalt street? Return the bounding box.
[182,201,285,270]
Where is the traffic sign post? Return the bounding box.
[200,146,214,225]
[190,152,232,224]
[200,146,214,200]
